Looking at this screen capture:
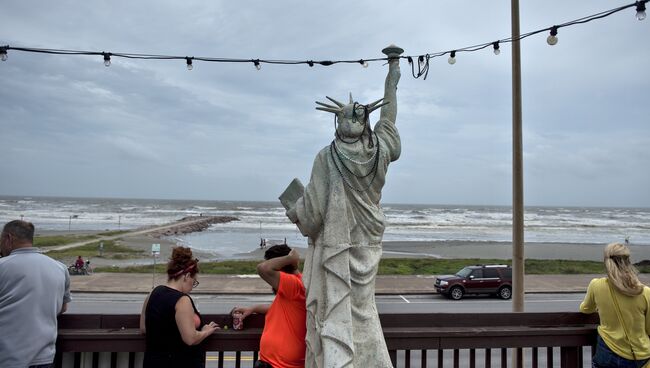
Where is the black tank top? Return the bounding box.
[143,285,206,368]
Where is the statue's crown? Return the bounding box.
[315,93,389,118]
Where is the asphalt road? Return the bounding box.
[66,292,587,314]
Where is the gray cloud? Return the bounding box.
[1,0,648,206]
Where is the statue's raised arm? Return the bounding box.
[380,44,403,124]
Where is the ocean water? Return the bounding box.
[1,196,649,256]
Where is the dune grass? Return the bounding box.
[90,258,647,275]
[34,230,132,248]
[34,234,99,247]
[45,240,144,260]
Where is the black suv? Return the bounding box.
[435,265,512,300]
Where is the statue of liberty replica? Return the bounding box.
[281,45,403,368]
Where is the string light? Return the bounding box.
[103,52,111,67]
[493,41,501,55]
[186,57,193,70]
[1,0,646,77]
[448,51,456,65]
[637,1,647,20]
[547,26,559,46]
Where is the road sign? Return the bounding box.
[151,243,160,256]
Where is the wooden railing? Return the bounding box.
[55,312,599,368]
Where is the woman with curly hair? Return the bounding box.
[580,242,650,367]
[140,247,219,368]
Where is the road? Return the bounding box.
[66,292,587,314]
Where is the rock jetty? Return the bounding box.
[149,216,239,238]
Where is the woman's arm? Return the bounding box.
[257,249,300,290]
[175,296,219,345]
[579,279,597,314]
[139,292,151,334]
[231,304,271,319]
[645,288,650,336]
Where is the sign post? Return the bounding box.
[151,243,161,289]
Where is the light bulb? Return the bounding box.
[493,42,500,55]
[254,60,261,70]
[103,53,111,67]
[448,51,456,65]
[362,60,368,68]
[186,57,193,70]
[547,27,558,46]
[636,1,647,20]
[0,52,7,62]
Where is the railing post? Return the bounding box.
[560,346,580,368]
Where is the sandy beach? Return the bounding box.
[381,240,649,262]
[40,229,650,268]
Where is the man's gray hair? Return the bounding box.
[2,220,35,243]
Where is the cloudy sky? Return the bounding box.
[1,1,648,207]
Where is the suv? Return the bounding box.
[435,265,512,300]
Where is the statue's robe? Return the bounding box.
[288,118,400,368]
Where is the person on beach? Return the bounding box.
[140,247,219,368]
[74,255,85,270]
[231,244,306,368]
[580,242,650,367]
[0,220,71,368]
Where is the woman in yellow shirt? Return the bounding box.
[580,242,650,367]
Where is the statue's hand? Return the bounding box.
[286,206,298,223]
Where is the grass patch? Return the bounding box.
[524,259,604,274]
[637,265,650,273]
[378,258,508,275]
[46,240,144,260]
[34,234,98,247]
[92,258,630,275]
[96,260,264,274]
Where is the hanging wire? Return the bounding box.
[1,0,646,76]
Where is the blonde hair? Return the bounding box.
[604,242,644,296]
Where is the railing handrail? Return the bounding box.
[56,312,600,367]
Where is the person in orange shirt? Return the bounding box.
[232,244,306,368]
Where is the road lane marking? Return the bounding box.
[399,295,410,303]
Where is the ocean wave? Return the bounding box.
[2,196,648,246]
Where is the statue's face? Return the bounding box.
[337,103,366,138]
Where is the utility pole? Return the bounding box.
[511,0,524,314]
[512,0,525,366]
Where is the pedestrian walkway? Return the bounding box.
[69,273,650,294]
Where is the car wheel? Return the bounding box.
[498,286,512,300]
[449,286,464,300]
